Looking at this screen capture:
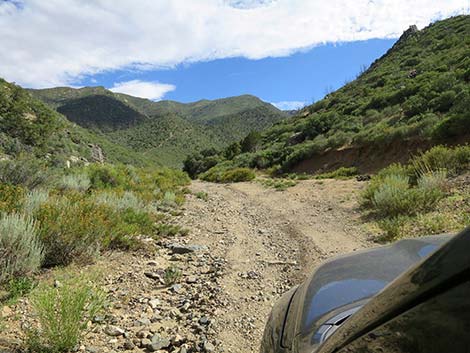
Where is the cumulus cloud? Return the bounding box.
[110,80,176,100]
[0,0,466,87]
[272,101,307,111]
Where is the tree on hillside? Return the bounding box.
[241,131,261,153]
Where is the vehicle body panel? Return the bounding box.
[261,234,452,353]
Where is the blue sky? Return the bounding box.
[0,1,467,109]
[78,39,396,109]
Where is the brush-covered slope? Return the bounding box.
[30,87,287,166]
[190,15,470,175]
[0,78,156,166]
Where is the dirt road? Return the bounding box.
[0,179,374,353]
[181,179,373,352]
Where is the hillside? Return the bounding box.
[189,15,470,176]
[0,78,158,166]
[29,87,287,166]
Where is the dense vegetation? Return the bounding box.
[30,88,287,167]
[186,15,470,178]
[361,144,470,241]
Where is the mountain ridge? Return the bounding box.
[29,86,288,167]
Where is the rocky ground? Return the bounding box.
[0,179,374,353]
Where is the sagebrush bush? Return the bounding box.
[94,191,146,212]
[0,213,43,283]
[364,171,447,217]
[22,189,49,216]
[28,276,106,353]
[0,157,48,189]
[372,174,415,216]
[57,174,91,193]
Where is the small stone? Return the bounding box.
[203,341,215,352]
[199,316,209,325]
[149,299,160,309]
[136,318,151,326]
[171,284,183,293]
[141,338,152,348]
[86,346,99,353]
[169,244,208,255]
[147,334,170,351]
[186,276,197,284]
[104,325,125,337]
[92,315,105,323]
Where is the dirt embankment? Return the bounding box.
[0,179,373,353]
[292,135,470,175]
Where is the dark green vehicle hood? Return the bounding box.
[295,235,451,350]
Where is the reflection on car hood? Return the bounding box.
[300,235,450,336]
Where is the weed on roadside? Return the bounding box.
[163,266,182,286]
[195,191,208,201]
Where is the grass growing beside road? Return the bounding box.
[27,274,106,353]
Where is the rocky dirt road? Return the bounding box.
[0,179,374,353]
[178,179,373,352]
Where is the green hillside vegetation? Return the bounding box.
[30,88,287,167]
[0,79,190,345]
[187,15,470,178]
[57,95,148,131]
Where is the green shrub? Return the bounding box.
[0,183,25,213]
[35,199,103,267]
[0,157,47,189]
[195,191,208,201]
[164,266,182,286]
[378,216,410,241]
[220,168,256,183]
[28,276,106,353]
[86,164,126,189]
[411,145,470,176]
[315,167,358,179]
[57,174,90,193]
[200,166,255,183]
[3,277,37,304]
[0,213,43,284]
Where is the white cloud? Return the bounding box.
[272,101,307,111]
[110,80,175,100]
[0,0,466,87]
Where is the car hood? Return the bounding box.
[296,235,451,347]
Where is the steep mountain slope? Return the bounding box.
[0,78,157,166]
[190,15,470,175]
[30,87,287,166]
